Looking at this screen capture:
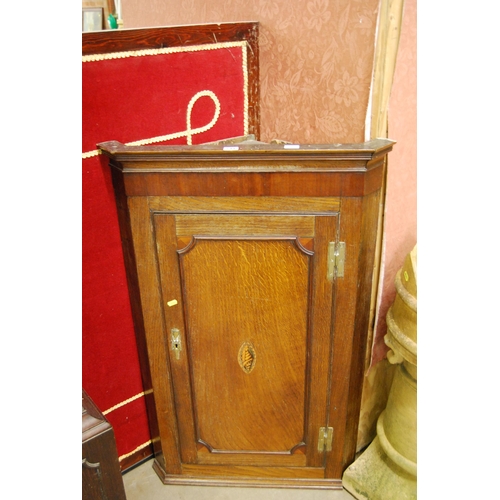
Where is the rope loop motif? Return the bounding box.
[82,41,248,159]
[186,90,221,145]
[127,90,221,147]
[82,90,221,158]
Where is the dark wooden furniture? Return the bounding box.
[98,138,394,489]
[82,390,127,500]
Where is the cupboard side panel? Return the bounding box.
[325,197,364,479]
[153,214,198,464]
[305,215,338,469]
[109,167,159,458]
[340,191,382,470]
[127,196,182,474]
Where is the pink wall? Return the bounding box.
[121,0,380,144]
[372,0,417,364]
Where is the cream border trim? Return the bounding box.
[105,390,155,463]
[82,41,249,159]
[82,41,246,63]
[118,440,152,462]
[125,90,221,147]
[102,389,153,416]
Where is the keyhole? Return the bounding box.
[171,328,181,359]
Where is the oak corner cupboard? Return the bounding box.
[98,138,395,489]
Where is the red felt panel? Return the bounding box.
[82,46,246,152]
[105,397,152,458]
[82,154,144,411]
[82,43,248,469]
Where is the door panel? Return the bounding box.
[181,238,310,454]
[153,210,338,471]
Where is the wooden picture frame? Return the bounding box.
[82,23,260,137]
[82,8,104,32]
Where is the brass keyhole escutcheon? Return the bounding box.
[238,341,256,374]
[171,328,182,360]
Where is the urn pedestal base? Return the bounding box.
[342,246,417,499]
[343,362,416,499]
[342,434,416,500]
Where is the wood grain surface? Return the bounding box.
[104,139,394,486]
[181,239,309,452]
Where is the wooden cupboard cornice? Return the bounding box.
[99,139,395,198]
[98,139,394,166]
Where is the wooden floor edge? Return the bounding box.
[120,445,154,473]
[152,459,342,489]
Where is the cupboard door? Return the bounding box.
[153,211,338,472]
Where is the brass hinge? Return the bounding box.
[327,241,345,280]
[317,426,334,452]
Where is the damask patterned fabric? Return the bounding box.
[124,0,380,144]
